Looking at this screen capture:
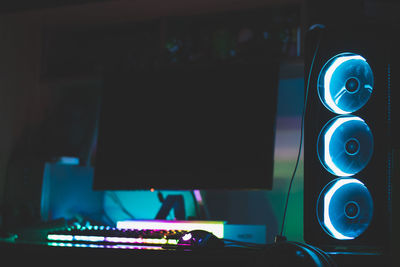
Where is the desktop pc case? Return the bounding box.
[304,24,397,249]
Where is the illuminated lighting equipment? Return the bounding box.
[56,156,80,165]
[193,190,203,204]
[317,178,373,240]
[47,233,179,245]
[317,115,373,176]
[74,235,105,242]
[317,53,373,114]
[304,25,393,250]
[46,222,193,247]
[47,242,164,250]
[116,220,225,238]
[47,234,74,241]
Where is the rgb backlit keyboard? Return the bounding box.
[47,224,186,247]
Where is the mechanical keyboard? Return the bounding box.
[46,224,186,248]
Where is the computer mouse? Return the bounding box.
[261,241,335,267]
[177,230,224,249]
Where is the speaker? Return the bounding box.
[304,24,396,249]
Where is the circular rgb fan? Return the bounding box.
[318,52,374,114]
[317,178,373,240]
[317,115,373,177]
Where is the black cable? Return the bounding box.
[278,29,323,238]
[157,191,164,203]
[106,191,135,219]
[299,242,336,267]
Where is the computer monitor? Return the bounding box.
[93,61,279,190]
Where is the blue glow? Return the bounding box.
[318,53,373,114]
[56,156,80,165]
[317,115,373,176]
[317,178,373,240]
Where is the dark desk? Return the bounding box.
[0,239,389,267]
[1,241,260,267]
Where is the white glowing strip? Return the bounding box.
[116,220,225,238]
[47,242,164,250]
[104,237,169,245]
[324,178,363,240]
[324,55,365,114]
[104,237,141,243]
[74,235,105,242]
[109,244,164,250]
[324,116,363,176]
[47,234,74,241]
[47,234,176,245]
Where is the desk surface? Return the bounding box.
[0,238,390,267]
[1,241,258,267]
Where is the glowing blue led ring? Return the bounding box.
[318,53,374,114]
[323,179,362,240]
[317,178,373,240]
[317,115,374,177]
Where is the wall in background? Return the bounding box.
[0,13,45,228]
[0,2,304,240]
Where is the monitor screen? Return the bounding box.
[93,62,279,190]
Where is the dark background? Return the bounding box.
[0,0,398,261]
